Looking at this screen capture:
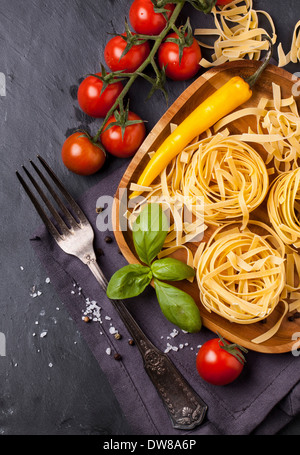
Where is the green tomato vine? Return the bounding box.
[87,0,217,145]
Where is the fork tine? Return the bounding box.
[37,155,89,224]
[21,165,70,236]
[16,171,61,239]
[29,160,79,229]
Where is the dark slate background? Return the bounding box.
[1,0,300,435]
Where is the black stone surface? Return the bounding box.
[1,0,299,435]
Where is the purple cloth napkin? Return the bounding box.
[31,162,300,435]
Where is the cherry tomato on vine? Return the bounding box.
[216,0,233,5]
[104,34,151,73]
[77,73,123,118]
[129,0,175,36]
[100,111,146,158]
[62,132,106,175]
[196,335,247,386]
[158,33,202,81]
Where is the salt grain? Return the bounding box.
[45,277,50,284]
[109,327,118,335]
[82,297,102,323]
[106,347,111,355]
[48,363,53,368]
[105,316,111,321]
[20,266,24,271]
[40,331,48,338]
[164,342,179,353]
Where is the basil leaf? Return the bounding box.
[151,258,195,281]
[154,279,202,333]
[107,264,152,299]
[132,203,169,266]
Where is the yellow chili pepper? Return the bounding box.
[129,37,272,200]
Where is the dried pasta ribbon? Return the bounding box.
[251,301,289,344]
[267,168,300,247]
[278,20,300,67]
[194,0,277,68]
[196,223,286,325]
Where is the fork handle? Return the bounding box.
[87,259,207,431]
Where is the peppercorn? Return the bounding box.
[114,333,122,340]
[83,316,90,323]
[96,247,104,257]
[288,315,295,322]
[128,339,135,346]
[105,236,113,243]
[96,207,104,213]
[114,353,122,361]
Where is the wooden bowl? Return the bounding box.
[112,60,300,354]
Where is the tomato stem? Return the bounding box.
[92,1,185,143]
[216,332,248,365]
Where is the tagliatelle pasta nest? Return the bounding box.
[267,168,300,248]
[196,222,286,326]
[194,0,277,68]
[178,133,269,230]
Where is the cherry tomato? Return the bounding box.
[104,34,151,73]
[100,111,146,158]
[62,132,106,175]
[129,0,175,36]
[196,336,246,386]
[216,0,233,5]
[158,33,202,81]
[77,73,123,118]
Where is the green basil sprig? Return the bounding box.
[107,203,202,333]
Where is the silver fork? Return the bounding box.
[16,156,207,431]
